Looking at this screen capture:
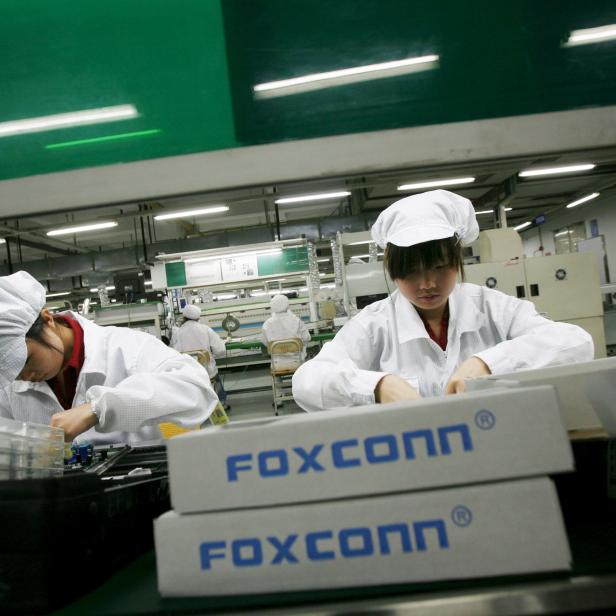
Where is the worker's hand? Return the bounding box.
[445,357,491,395]
[375,374,422,404]
[50,403,98,442]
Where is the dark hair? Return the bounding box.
[26,313,65,353]
[384,236,465,281]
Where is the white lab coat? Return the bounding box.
[0,312,219,445]
[171,320,226,378]
[261,311,311,360]
[292,283,594,412]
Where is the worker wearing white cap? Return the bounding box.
[172,304,229,409]
[293,190,594,411]
[261,294,311,360]
[0,271,219,443]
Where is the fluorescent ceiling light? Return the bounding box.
[565,24,616,47]
[185,248,282,264]
[89,285,115,292]
[555,230,571,237]
[514,222,532,231]
[566,192,600,209]
[45,291,71,298]
[0,105,138,138]
[154,205,229,221]
[475,209,494,215]
[505,207,512,211]
[45,129,160,150]
[397,177,475,191]
[47,221,118,237]
[518,164,595,178]
[0,238,5,244]
[275,191,351,205]
[254,54,439,98]
[317,258,330,263]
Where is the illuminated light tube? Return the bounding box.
[565,24,616,47]
[47,221,118,237]
[514,221,532,231]
[475,209,494,215]
[89,286,116,292]
[45,291,71,298]
[397,177,475,191]
[0,105,138,138]
[185,248,282,264]
[153,205,229,221]
[254,55,439,98]
[275,191,351,204]
[0,238,5,244]
[566,192,600,209]
[518,164,595,178]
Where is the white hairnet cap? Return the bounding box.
[0,271,47,388]
[270,294,289,313]
[371,190,479,249]
[182,305,201,320]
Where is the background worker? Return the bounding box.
[172,304,229,410]
[0,271,219,443]
[293,190,593,411]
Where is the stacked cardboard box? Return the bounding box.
[155,385,573,596]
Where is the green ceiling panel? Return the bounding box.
[0,0,236,181]
[2,1,616,182]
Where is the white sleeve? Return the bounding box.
[0,387,13,419]
[298,319,311,343]
[474,294,594,374]
[292,318,389,412]
[207,327,227,357]
[86,338,218,433]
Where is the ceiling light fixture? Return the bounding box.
[275,191,351,205]
[254,54,439,98]
[185,248,282,264]
[0,105,138,138]
[518,164,595,178]
[47,221,118,237]
[45,291,71,298]
[154,205,229,221]
[475,209,494,215]
[0,238,5,244]
[397,177,475,191]
[565,24,616,47]
[514,221,532,231]
[566,192,600,209]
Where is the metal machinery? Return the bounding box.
[465,229,607,358]
[92,301,165,339]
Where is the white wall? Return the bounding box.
[521,194,616,282]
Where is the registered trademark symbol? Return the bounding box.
[451,505,473,527]
[475,409,496,430]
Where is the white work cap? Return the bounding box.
[182,305,201,321]
[0,271,47,388]
[371,190,479,249]
[270,294,289,313]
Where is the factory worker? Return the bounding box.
[261,294,311,360]
[0,271,219,443]
[292,190,594,411]
[172,304,229,409]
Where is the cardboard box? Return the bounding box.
[167,386,573,513]
[155,477,571,596]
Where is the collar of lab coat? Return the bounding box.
[394,284,486,344]
[11,311,108,395]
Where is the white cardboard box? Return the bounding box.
[155,477,571,596]
[167,386,573,514]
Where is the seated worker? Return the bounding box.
[172,305,229,410]
[261,294,311,366]
[292,189,594,411]
[0,271,219,444]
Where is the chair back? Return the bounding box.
[268,338,303,375]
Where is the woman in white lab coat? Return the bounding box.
[0,271,219,443]
[172,304,229,408]
[292,190,594,412]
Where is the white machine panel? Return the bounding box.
[464,261,526,298]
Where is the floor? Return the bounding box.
[218,365,305,421]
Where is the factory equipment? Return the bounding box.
[93,301,165,339]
